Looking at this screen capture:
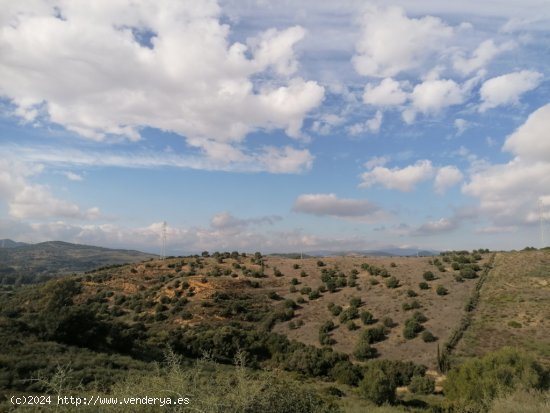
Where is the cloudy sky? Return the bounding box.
[1,0,549,254]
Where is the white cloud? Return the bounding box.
[453,39,515,76]
[2,143,313,174]
[359,160,435,192]
[463,104,550,225]
[454,118,469,135]
[347,111,383,136]
[412,218,457,236]
[502,103,550,162]
[479,70,543,112]
[364,156,389,170]
[352,5,453,78]
[404,78,466,122]
[362,78,409,106]
[434,166,463,193]
[0,159,100,220]
[63,171,84,181]
[293,193,384,222]
[0,1,324,165]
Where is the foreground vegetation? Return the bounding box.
[1,248,549,411]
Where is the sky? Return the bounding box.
[1,0,550,254]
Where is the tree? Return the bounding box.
[359,368,396,405]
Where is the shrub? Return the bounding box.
[359,368,396,405]
[308,290,321,300]
[407,289,418,297]
[330,361,362,386]
[317,260,325,267]
[290,278,299,285]
[385,276,399,289]
[423,271,435,281]
[339,306,359,323]
[402,300,421,311]
[268,291,281,300]
[362,326,387,344]
[412,311,428,323]
[390,262,397,268]
[328,303,342,316]
[369,278,379,285]
[360,310,375,325]
[292,264,300,270]
[419,282,429,290]
[421,330,437,342]
[349,296,362,308]
[346,321,359,331]
[353,340,378,361]
[403,319,423,339]
[300,270,308,277]
[409,375,435,394]
[460,267,477,279]
[436,285,448,296]
[383,317,396,328]
[289,285,297,293]
[319,320,336,334]
[444,347,548,410]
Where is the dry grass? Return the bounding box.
[455,250,550,367]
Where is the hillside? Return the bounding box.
[1,249,549,412]
[0,240,156,285]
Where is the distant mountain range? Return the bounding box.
[0,239,156,285]
[304,248,439,257]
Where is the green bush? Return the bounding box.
[444,347,548,411]
[421,330,437,342]
[360,310,375,325]
[383,317,396,328]
[423,271,435,281]
[349,296,362,308]
[359,368,396,405]
[419,282,429,290]
[353,340,378,361]
[409,375,435,394]
[403,319,423,339]
[385,276,399,289]
[436,285,448,296]
[362,326,387,344]
[407,289,417,297]
[339,306,359,323]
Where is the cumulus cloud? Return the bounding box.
[502,103,550,161]
[434,166,463,194]
[454,118,469,135]
[479,70,543,111]
[360,160,463,193]
[362,78,409,106]
[403,78,466,123]
[0,1,324,167]
[352,5,453,78]
[412,218,457,236]
[347,111,383,136]
[292,193,384,222]
[359,160,435,192]
[453,39,515,76]
[463,103,550,225]
[210,212,281,231]
[0,160,100,220]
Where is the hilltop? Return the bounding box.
[0,240,156,285]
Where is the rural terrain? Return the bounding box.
[0,245,549,412]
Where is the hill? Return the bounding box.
[0,239,29,248]
[1,248,548,412]
[0,240,156,285]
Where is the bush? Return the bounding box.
[383,317,396,328]
[330,361,363,386]
[362,326,387,344]
[349,296,362,308]
[290,278,299,285]
[317,260,326,267]
[360,310,375,325]
[403,319,423,339]
[407,289,417,297]
[423,271,435,281]
[421,330,437,342]
[402,300,421,311]
[385,276,399,289]
[346,320,359,331]
[353,340,378,361]
[436,285,448,296]
[339,306,359,323]
[460,267,478,279]
[359,368,396,405]
[444,347,548,410]
[328,303,342,316]
[308,290,321,300]
[409,375,435,394]
[419,282,429,290]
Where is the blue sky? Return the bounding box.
[1,0,549,254]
